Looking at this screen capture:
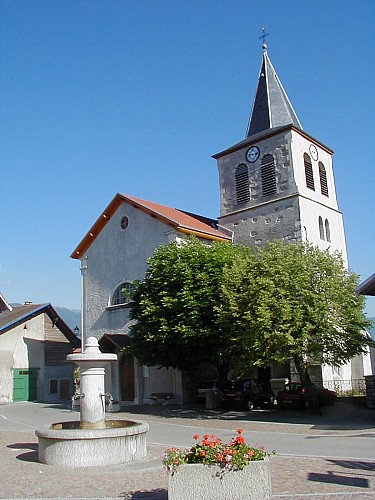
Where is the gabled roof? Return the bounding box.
[0,293,12,313]
[246,47,302,138]
[71,193,232,259]
[357,273,375,296]
[213,124,333,160]
[0,303,79,345]
[99,333,131,353]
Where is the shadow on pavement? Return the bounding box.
[326,459,375,471]
[121,488,167,499]
[308,471,369,488]
[7,442,38,462]
[119,399,375,431]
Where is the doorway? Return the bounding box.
[120,354,135,401]
[13,368,38,402]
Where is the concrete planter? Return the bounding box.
[168,457,272,500]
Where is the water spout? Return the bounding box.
[71,392,85,410]
[100,392,114,413]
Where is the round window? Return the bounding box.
[120,216,129,231]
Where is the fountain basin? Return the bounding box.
[36,419,149,467]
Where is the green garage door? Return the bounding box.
[13,368,38,402]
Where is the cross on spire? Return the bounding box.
[259,26,269,51]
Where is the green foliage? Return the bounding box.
[129,237,252,375]
[129,237,373,384]
[222,240,373,382]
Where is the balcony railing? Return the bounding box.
[324,378,366,396]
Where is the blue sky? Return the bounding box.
[1,1,375,315]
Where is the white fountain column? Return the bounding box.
[79,363,106,428]
[67,337,117,430]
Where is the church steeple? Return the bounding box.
[214,36,347,266]
[246,44,302,138]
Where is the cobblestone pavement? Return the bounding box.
[1,402,375,499]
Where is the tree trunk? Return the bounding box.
[293,357,320,414]
[216,364,229,387]
[293,356,310,384]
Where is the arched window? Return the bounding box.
[325,219,331,243]
[319,162,329,197]
[261,154,276,196]
[318,216,324,240]
[235,164,250,204]
[304,153,315,190]
[111,282,135,306]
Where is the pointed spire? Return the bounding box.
[246,41,302,138]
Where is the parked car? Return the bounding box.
[221,379,275,410]
[196,380,220,400]
[277,382,337,409]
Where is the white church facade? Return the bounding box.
[71,194,230,404]
[72,43,371,404]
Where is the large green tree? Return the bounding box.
[129,238,253,382]
[221,240,373,384]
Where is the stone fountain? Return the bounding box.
[36,337,149,467]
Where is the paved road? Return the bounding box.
[0,401,79,432]
[0,400,375,499]
[2,401,375,460]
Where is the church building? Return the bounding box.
[214,41,347,262]
[71,41,369,405]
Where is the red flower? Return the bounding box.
[193,434,199,440]
[236,428,243,434]
[236,436,245,444]
[200,450,206,457]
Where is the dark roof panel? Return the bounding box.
[246,49,302,138]
[0,303,79,346]
[357,273,375,296]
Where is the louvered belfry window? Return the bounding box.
[235,163,250,204]
[261,154,276,196]
[319,162,329,197]
[304,153,315,190]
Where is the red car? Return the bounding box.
[277,382,336,409]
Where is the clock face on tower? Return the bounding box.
[246,146,260,163]
[309,144,319,161]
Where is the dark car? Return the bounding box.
[196,380,220,401]
[277,382,336,409]
[221,379,275,410]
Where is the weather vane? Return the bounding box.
[259,26,269,51]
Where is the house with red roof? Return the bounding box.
[0,294,79,403]
[71,194,231,404]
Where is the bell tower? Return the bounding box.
[213,39,347,265]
